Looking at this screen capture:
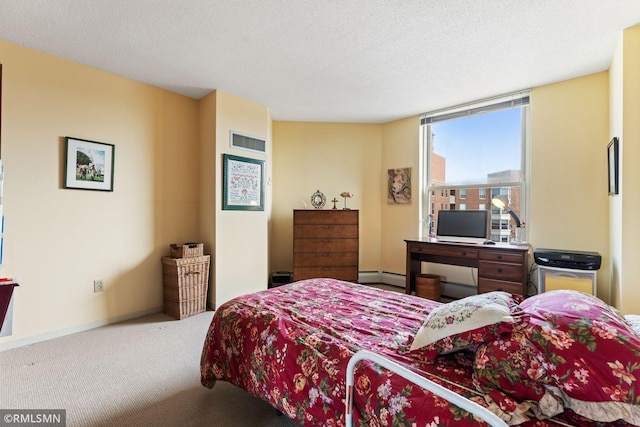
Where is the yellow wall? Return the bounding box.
[0,43,273,348]
[529,73,610,299]
[610,35,623,308]
[380,116,421,276]
[620,26,640,314]
[270,122,382,274]
[0,40,200,347]
[610,26,640,314]
[213,91,272,306]
[198,91,217,307]
[271,73,614,298]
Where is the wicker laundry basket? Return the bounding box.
[169,243,204,258]
[161,255,210,319]
[415,274,441,301]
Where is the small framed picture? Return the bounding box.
[607,137,619,195]
[64,137,115,191]
[387,167,411,204]
[222,154,265,211]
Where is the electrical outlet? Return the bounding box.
[93,279,104,293]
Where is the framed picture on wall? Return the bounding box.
[607,137,619,195]
[387,167,411,204]
[63,137,115,191]
[222,154,265,211]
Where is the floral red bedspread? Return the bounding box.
[200,279,565,426]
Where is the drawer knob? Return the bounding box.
[185,271,201,276]
[461,251,466,256]
[497,255,503,260]
[497,268,503,273]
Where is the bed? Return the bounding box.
[200,278,640,426]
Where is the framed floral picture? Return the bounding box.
[222,154,265,211]
[63,137,115,191]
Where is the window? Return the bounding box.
[421,92,529,241]
[459,203,467,210]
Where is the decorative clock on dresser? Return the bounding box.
[292,209,359,282]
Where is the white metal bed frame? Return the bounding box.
[345,350,508,427]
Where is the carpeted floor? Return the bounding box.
[0,283,405,426]
[0,311,302,427]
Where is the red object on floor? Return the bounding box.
[0,282,18,331]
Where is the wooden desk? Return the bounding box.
[405,238,529,297]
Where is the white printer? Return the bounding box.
[533,248,601,271]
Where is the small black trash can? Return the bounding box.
[269,271,292,289]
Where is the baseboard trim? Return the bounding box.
[380,271,406,287]
[358,270,382,283]
[358,270,405,288]
[0,306,162,352]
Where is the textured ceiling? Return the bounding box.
[1,1,640,123]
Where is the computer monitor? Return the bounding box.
[435,210,489,244]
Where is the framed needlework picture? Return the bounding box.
[222,154,265,211]
[64,137,115,191]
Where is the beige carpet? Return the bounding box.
[0,311,302,427]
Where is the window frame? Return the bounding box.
[420,92,530,240]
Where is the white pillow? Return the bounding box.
[410,291,517,351]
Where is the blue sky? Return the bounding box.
[432,108,522,184]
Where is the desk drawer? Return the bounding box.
[408,243,478,260]
[478,278,524,295]
[479,251,524,264]
[478,260,523,282]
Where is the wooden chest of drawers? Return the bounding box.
[293,210,359,282]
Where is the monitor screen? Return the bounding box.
[436,210,488,241]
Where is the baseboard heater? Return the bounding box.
[439,281,476,300]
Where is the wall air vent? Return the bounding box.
[230,131,266,154]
